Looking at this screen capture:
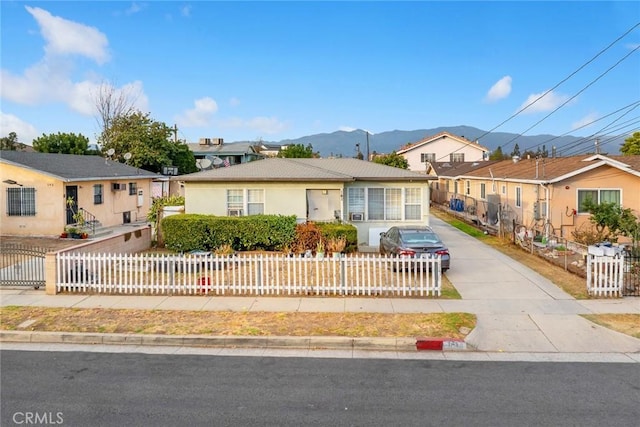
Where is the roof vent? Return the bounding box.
[512,155,520,163]
[199,138,212,145]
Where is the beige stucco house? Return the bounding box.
[396,131,490,172]
[176,158,435,247]
[430,154,640,239]
[1,151,160,237]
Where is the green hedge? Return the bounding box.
[161,214,297,252]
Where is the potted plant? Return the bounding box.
[66,227,80,239]
[327,235,346,259]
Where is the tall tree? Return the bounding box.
[278,143,316,158]
[620,131,640,155]
[93,81,139,148]
[32,132,92,154]
[0,132,26,151]
[371,151,408,169]
[489,146,507,160]
[510,143,521,158]
[98,111,196,174]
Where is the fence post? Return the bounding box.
[45,252,58,295]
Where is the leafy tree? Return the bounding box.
[581,198,640,245]
[620,131,640,155]
[98,111,196,174]
[278,143,316,158]
[0,132,26,151]
[510,143,521,158]
[33,132,92,154]
[371,151,408,169]
[489,146,508,160]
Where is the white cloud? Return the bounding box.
[229,97,241,107]
[571,112,598,131]
[26,6,110,65]
[485,76,512,103]
[0,112,39,143]
[175,97,219,127]
[125,3,146,16]
[518,90,571,113]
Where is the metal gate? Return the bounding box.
[623,253,640,296]
[0,244,47,288]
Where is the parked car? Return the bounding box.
[379,226,450,272]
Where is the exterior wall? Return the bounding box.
[184,180,431,248]
[1,164,65,236]
[0,162,153,236]
[402,137,487,172]
[78,178,153,227]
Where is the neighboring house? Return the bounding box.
[434,154,640,239]
[396,131,490,172]
[0,151,159,237]
[255,142,292,157]
[187,138,265,169]
[426,160,500,205]
[175,158,435,247]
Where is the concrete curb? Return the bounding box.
[0,331,468,352]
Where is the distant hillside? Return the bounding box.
[243,125,625,158]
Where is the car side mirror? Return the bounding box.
[380,232,386,237]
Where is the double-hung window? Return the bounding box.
[129,182,137,196]
[226,190,244,216]
[404,188,421,220]
[94,184,103,205]
[515,187,522,208]
[420,153,436,163]
[577,189,621,213]
[6,187,36,216]
[247,189,264,215]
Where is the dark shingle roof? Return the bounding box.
[177,158,435,182]
[0,151,160,181]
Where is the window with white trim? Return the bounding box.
[226,189,243,216]
[348,188,365,218]
[129,182,137,196]
[515,186,522,208]
[247,189,264,215]
[465,180,470,195]
[404,188,421,220]
[450,153,464,163]
[6,187,36,216]
[577,189,621,213]
[480,183,486,199]
[420,153,435,163]
[501,184,506,195]
[94,184,103,205]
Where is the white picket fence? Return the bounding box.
[56,252,442,297]
[586,253,625,297]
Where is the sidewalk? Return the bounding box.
[2,216,639,357]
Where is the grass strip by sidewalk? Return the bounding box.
[0,306,475,339]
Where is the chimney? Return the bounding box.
[199,138,211,145]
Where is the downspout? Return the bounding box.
[542,183,551,239]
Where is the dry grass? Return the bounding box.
[0,306,476,339]
[581,314,640,339]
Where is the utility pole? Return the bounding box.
[173,124,178,143]
[366,131,370,161]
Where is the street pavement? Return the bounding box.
[1,216,639,361]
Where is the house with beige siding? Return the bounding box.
[396,131,490,173]
[431,154,640,239]
[1,151,159,237]
[176,158,435,247]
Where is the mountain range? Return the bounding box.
[253,125,624,158]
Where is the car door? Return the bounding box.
[380,227,398,255]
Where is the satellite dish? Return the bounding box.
[124,152,132,160]
[106,148,115,156]
[212,156,224,166]
[197,158,212,170]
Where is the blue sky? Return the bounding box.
[1,1,639,149]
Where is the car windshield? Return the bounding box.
[400,231,441,244]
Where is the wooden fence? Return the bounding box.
[586,253,625,297]
[56,252,442,297]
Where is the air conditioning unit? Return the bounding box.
[227,209,243,217]
[211,138,224,145]
[112,183,126,191]
[349,212,364,221]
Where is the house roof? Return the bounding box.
[176,158,435,182]
[456,154,640,183]
[187,141,264,156]
[0,151,160,182]
[428,160,500,177]
[396,131,490,155]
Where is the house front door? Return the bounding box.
[307,189,341,222]
[65,186,78,225]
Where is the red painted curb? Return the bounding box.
[415,337,466,351]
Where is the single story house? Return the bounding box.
[1,151,160,237]
[396,131,490,172]
[435,154,640,239]
[175,158,435,247]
